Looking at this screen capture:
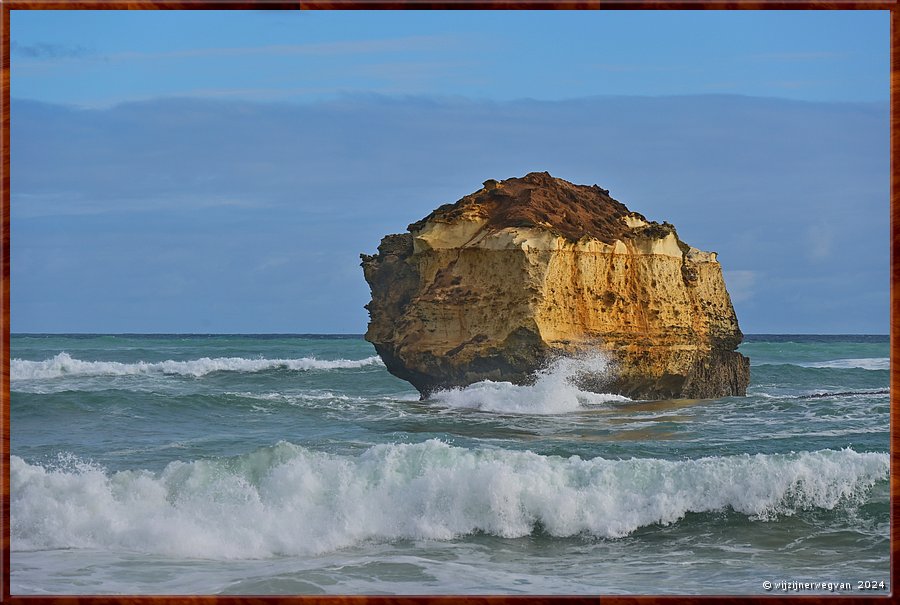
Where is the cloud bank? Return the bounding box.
[11,94,888,333]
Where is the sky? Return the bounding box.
[10,10,890,334]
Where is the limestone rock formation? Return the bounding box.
[361,172,749,400]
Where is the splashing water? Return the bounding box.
[430,351,628,414]
[10,442,888,559]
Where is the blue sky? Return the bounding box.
[10,10,890,333]
[11,11,888,106]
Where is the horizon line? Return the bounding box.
[9,332,890,337]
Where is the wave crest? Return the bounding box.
[11,352,384,380]
[802,358,889,371]
[11,441,887,559]
[754,358,889,371]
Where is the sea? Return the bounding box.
[9,333,891,595]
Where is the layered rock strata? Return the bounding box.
[361,172,749,400]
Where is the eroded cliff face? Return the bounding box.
[361,172,749,400]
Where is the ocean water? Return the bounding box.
[9,334,890,595]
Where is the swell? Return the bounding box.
[794,389,890,400]
[11,441,888,559]
[749,388,890,400]
[753,358,889,371]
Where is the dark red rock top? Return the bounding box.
[408,172,649,244]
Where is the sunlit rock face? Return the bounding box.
[361,172,749,400]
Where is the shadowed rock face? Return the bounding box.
[361,172,749,400]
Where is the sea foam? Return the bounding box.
[430,352,629,414]
[11,441,887,559]
[801,358,890,371]
[11,352,384,380]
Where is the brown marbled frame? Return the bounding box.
[0,1,896,602]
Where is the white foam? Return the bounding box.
[11,442,887,559]
[801,358,889,371]
[11,352,384,380]
[430,353,629,414]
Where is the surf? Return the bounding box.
[11,352,384,380]
[12,441,888,559]
[429,353,629,414]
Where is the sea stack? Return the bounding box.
[361,172,749,400]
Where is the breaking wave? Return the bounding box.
[11,441,887,559]
[430,353,628,414]
[11,352,384,380]
[754,358,889,371]
[801,358,889,371]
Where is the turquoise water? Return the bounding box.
[10,334,890,595]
